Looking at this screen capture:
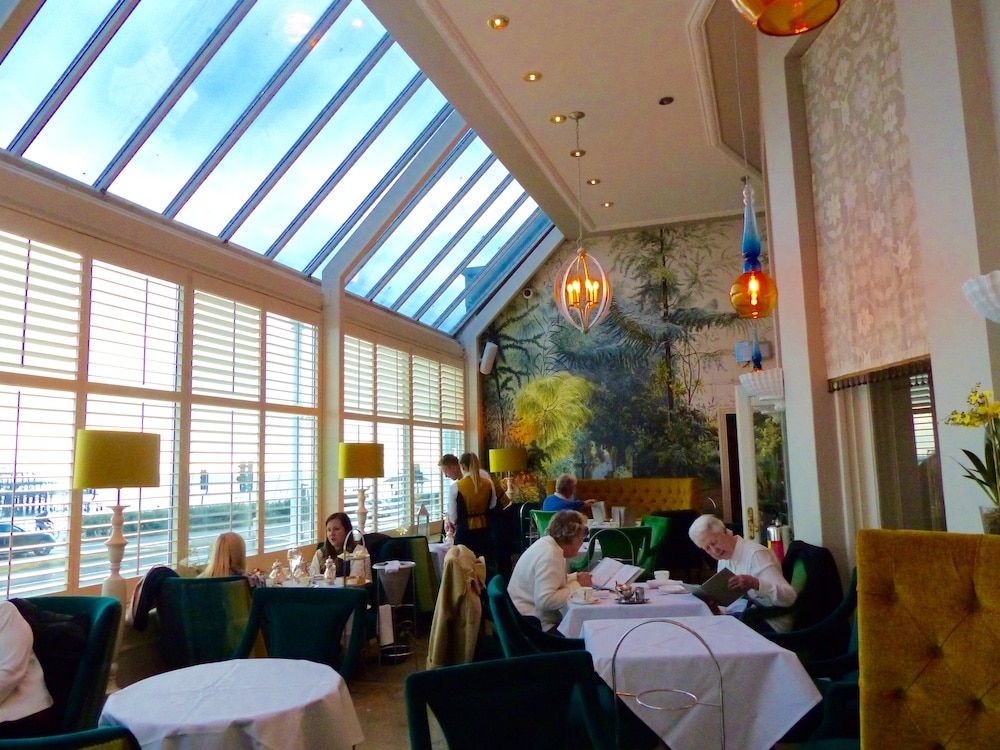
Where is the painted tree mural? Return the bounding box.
[484,216,772,485]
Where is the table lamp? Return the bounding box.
[73,429,160,602]
[489,446,527,505]
[339,442,384,533]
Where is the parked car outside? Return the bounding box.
[0,521,57,556]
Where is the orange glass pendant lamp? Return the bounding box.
[730,0,840,36]
[555,247,613,334]
[730,178,777,319]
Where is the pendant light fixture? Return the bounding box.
[730,0,841,37]
[554,111,613,334]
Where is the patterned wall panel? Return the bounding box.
[802,0,928,378]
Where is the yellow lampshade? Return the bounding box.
[730,0,840,36]
[72,430,160,490]
[339,442,384,479]
[489,447,527,474]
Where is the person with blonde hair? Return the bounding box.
[199,531,247,578]
[443,452,496,568]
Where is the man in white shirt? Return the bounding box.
[688,513,797,632]
[0,600,54,737]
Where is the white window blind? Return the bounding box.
[192,291,261,400]
[909,376,938,461]
[343,335,373,414]
[342,334,464,532]
[188,405,260,564]
[0,230,82,379]
[263,412,317,552]
[376,345,409,418]
[266,312,317,407]
[412,356,440,421]
[0,386,75,596]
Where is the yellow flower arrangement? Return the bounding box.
[945,383,1000,506]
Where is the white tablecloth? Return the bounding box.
[558,589,710,637]
[582,615,820,750]
[100,659,364,750]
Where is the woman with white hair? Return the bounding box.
[688,513,796,632]
[507,510,592,632]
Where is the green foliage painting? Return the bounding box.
[484,217,770,484]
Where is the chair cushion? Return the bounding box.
[9,598,90,724]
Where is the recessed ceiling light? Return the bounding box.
[570,149,585,158]
[523,71,542,82]
[550,114,567,124]
[602,201,614,208]
[659,96,675,105]
[487,15,509,30]
[586,178,600,186]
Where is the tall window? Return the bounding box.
[342,334,463,531]
[0,229,318,597]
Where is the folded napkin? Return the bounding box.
[384,560,401,573]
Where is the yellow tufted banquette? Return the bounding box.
[543,477,700,517]
[857,528,1000,749]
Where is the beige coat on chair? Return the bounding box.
[426,544,486,669]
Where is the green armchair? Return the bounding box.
[21,595,121,733]
[156,576,252,668]
[0,727,139,750]
[638,514,670,577]
[232,586,368,679]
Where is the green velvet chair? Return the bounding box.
[23,595,121,733]
[529,509,556,538]
[156,575,252,669]
[0,727,139,750]
[405,651,616,750]
[486,575,584,656]
[571,526,651,573]
[232,586,368,679]
[485,576,660,750]
[638,514,670,578]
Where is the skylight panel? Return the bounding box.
[372,160,511,308]
[417,204,539,328]
[21,2,232,183]
[227,44,426,259]
[109,0,339,213]
[0,0,117,148]
[346,136,490,297]
[173,1,386,237]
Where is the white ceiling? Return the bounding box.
[366,0,763,239]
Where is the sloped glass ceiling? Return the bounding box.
[0,0,558,334]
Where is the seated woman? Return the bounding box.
[0,600,54,738]
[507,509,593,632]
[198,531,247,578]
[688,514,797,631]
[309,512,357,577]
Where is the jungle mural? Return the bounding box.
[483,216,775,499]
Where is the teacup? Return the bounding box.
[573,586,593,603]
[654,570,671,582]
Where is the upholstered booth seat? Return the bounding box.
[857,528,1000,748]
[543,477,700,516]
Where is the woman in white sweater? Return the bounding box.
[507,510,592,631]
[0,600,53,738]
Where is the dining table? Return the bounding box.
[557,585,710,637]
[581,615,821,750]
[99,658,364,750]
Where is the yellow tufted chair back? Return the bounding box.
[857,528,1000,748]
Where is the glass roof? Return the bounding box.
[0,0,558,335]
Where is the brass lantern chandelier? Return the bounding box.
[554,111,612,334]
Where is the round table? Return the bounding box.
[100,658,364,750]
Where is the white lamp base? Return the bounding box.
[102,502,128,602]
[357,486,368,534]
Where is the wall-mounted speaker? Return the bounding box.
[479,342,499,374]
